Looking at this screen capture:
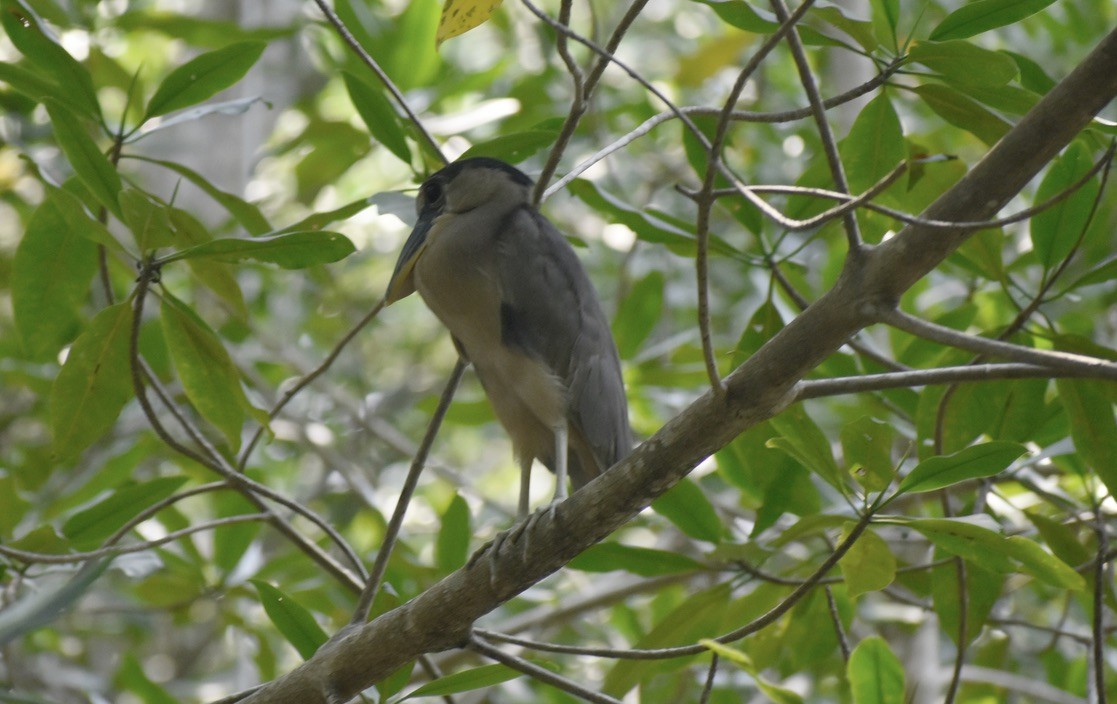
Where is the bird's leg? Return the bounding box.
[518,455,532,519]
[552,420,569,504]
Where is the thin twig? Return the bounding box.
[470,511,875,661]
[0,514,268,564]
[875,308,1117,380]
[468,633,624,704]
[351,359,468,624]
[795,362,1110,399]
[239,299,386,471]
[544,63,902,199]
[310,0,446,165]
[771,0,862,251]
[698,653,719,704]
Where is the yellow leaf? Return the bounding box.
[436,0,502,45]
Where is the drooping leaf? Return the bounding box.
[160,231,355,270]
[896,441,1027,494]
[1030,141,1100,271]
[768,406,845,491]
[62,476,189,549]
[0,0,100,118]
[115,653,179,704]
[848,636,905,704]
[50,303,135,460]
[12,194,98,360]
[160,295,250,450]
[569,542,705,576]
[342,71,411,164]
[143,41,266,119]
[403,664,519,699]
[119,188,174,251]
[1055,378,1117,498]
[651,477,724,543]
[45,102,122,219]
[613,271,665,359]
[212,492,262,574]
[840,92,906,194]
[251,581,328,660]
[435,494,471,572]
[930,0,1058,41]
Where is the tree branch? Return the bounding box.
[236,26,1117,704]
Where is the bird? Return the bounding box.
[384,157,631,517]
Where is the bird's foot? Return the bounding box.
[466,502,562,589]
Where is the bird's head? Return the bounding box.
[385,158,533,304]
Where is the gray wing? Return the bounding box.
[495,206,632,480]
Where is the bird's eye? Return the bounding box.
[423,181,444,205]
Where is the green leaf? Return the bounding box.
[699,640,804,704]
[0,59,94,116]
[160,295,249,450]
[212,492,262,573]
[251,581,328,660]
[130,156,271,235]
[651,478,724,543]
[342,71,411,164]
[435,494,471,572]
[896,441,1027,494]
[838,525,896,597]
[912,84,1011,146]
[848,636,905,704]
[403,664,519,699]
[1055,378,1117,498]
[119,188,174,251]
[840,93,906,193]
[901,517,1085,589]
[868,0,899,49]
[44,102,122,219]
[569,542,705,576]
[0,475,30,536]
[613,271,664,360]
[114,11,298,47]
[840,416,895,492]
[160,231,356,270]
[116,653,179,704]
[143,41,267,120]
[62,476,188,549]
[168,208,248,320]
[908,40,1019,88]
[0,0,100,118]
[459,129,559,164]
[768,406,845,491]
[50,303,135,460]
[384,0,440,90]
[604,583,731,696]
[930,0,1057,40]
[12,194,98,360]
[1002,535,1086,590]
[931,549,1004,645]
[1030,142,1100,271]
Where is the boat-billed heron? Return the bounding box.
[385,157,631,516]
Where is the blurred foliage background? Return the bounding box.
[1,0,1115,701]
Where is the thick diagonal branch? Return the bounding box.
[237,27,1117,704]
